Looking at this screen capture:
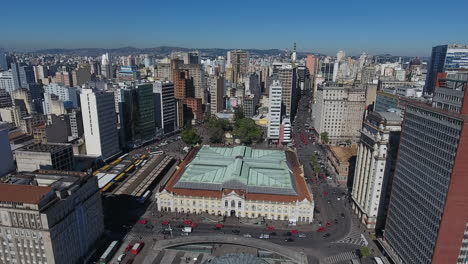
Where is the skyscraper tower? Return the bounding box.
[383,78,468,264]
[291,42,297,63]
[80,89,120,160]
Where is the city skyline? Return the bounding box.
[2,0,468,56]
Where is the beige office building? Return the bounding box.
[312,84,367,144]
[0,171,104,264]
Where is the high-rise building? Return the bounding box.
[101,53,112,79]
[243,95,255,118]
[351,112,402,234]
[0,69,15,93]
[53,70,73,86]
[14,143,74,172]
[80,89,120,160]
[0,170,104,264]
[180,64,206,103]
[209,76,224,114]
[117,66,140,82]
[153,81,177,134]
[229,50,249,84]
[122,84,156,148]
[44,83,79,108]
[0,48,7,70]
[0,122,15,177]
[72,64,91,86]
[432,72,468,113]
[425,44,468,94]
[312,84,367,144]
[33,65,48,83]
[278,64,298,119]
[267,80,282,141]
[11,63,35,89]
[383,82,468,264]
[306,54,316,76]
[279,117,292,145]
[0,89,12,108]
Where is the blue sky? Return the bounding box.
[1,0,468,56]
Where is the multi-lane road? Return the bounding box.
[105,90,380,264]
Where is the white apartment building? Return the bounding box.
[0,70,15,93]
[0,171,104,264]
[280,117,292,144]
[351,112,402,233]
[44,83,79,108]
[80,89,120,161]
[267,80,282,141]
[312,84,366,144]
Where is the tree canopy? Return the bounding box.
[320,132,329,144]
[233,118,263,145]
[181,127,201,145]
[234,107,245,121]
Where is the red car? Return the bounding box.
[138,220,147,224]
[324,192,328,196]
[316,227,325,232]
[326,221,331,227]
[190,223,198,228]
[125,244,133,252]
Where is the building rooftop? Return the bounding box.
[0,170,91,205]
[329,146,357,162]
[174,146,295,195]
[376,112,403,123]
[164,146,312,202]
[17,143,71,153]
[0,184,53,204]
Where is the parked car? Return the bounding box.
[259,234,270,239]
[125,244,133,252]
[285,238,294,242]
[283,232,292,236]
[298,233,307,238]
[243,233,252,238]
[323,233,331,238]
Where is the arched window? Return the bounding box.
[252,205,256,211]
[231,200,235,207]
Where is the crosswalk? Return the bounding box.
[334,225,366,247]
[322,251,359,264]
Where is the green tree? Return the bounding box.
[320,132,329,144]
[360,247,370,258]
[181,127,201,145]
[209,127,224,144]
[234,107,245,121]
[233,118,263,145]
[208,117,232,131]
[345,139,352,145]
[310,155,321,176]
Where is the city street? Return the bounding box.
[105,90,381,264]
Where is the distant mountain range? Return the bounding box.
[30,46,306,57]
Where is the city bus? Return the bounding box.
[99,240,119,264]
[138,190,151,203]
[130,242,143,255]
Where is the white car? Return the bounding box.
[117,254,126,262]
[298,233,307,238]
[243,233,252,238]
[259,234,270,239]
[337,197,341,201]
[160,142,168,146]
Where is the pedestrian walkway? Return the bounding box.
[322,251,358,264]
[333,224,366,247]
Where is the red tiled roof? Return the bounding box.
[163,147,313,203]
[0,184,53,204]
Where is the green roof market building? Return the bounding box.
[157,145,314,223]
